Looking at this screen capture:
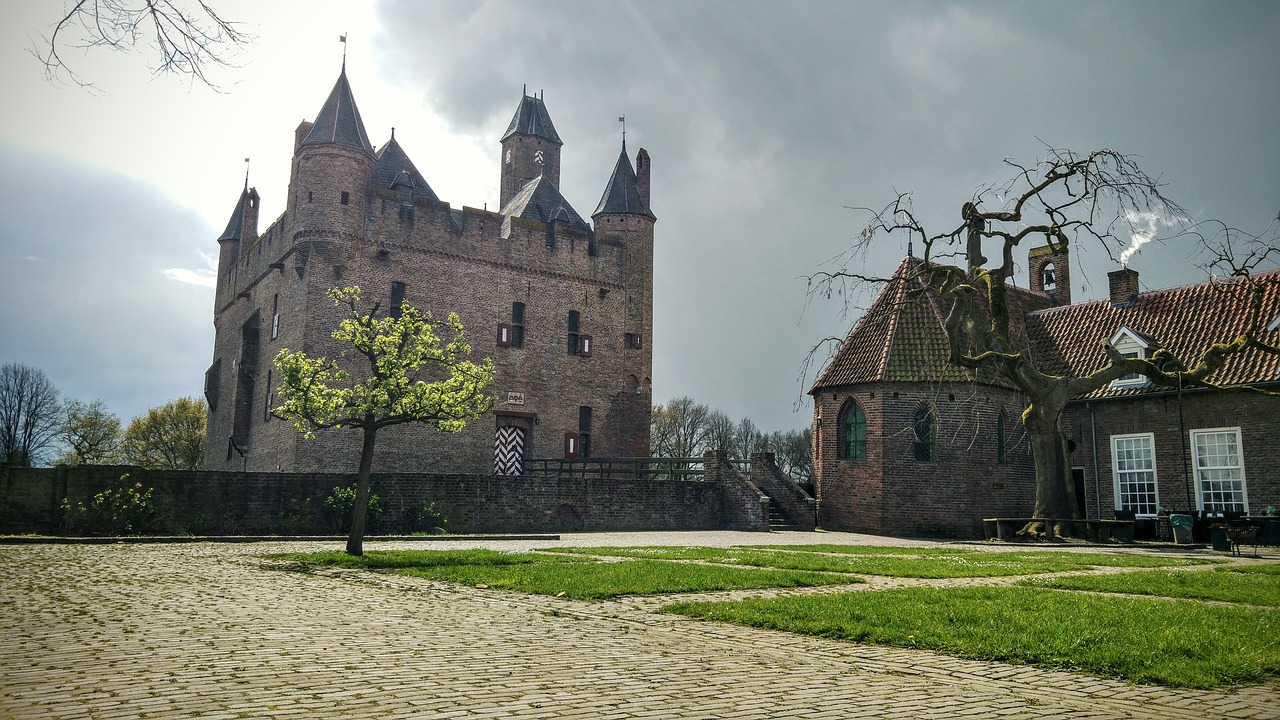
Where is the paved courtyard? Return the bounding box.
[1,531,1276,719]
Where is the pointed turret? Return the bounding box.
[214,184,259,308]
[500,89,564,207]
[299,68,375,156]
[373,133,439,203]
[593,143,656,220]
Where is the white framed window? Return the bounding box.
[1109,327,1150,387]
[1191,427,1248,515]
[1112,433,1158,516]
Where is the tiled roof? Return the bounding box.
[1026,269,1280,398]
[593,144,655,220]
[499,175,590,232]
[811,258,1052,392]
[501,94,562,145]
[371,135,439,202]
[300,69,375,156]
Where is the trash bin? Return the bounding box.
[1169,514,1193,544]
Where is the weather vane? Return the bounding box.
[619,114,626,145]
[340,33,348,67]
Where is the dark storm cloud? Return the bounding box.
[392,1,1278,430]
[0,142,215,424]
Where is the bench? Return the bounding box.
[983,518,1135,543]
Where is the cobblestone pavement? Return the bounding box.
[2,532,1277,719]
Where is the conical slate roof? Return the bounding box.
[500,175,589,232]
[216,186,251,242]
[372,135,439,202]
[300,69,375,156]
[501,93,562,145]
[593,144,654,219]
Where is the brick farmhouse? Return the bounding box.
[811,245,1280,537]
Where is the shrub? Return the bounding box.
[59,473,158,535]
[406,500,448,534]
[323,484,382,534]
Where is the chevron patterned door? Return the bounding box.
[494,425,526,475]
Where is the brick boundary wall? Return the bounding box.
[0,464,728,536]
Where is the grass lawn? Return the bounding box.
[662,586,1280,689]
[548,546,1215,578]
[1020,566,1280,607]
[271,549,861,600]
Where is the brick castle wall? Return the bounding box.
[1,465,724,536]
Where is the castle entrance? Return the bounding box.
[494,425,527,475]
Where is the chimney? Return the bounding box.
[294,120,314,153]
[1108,268,1139,307]
[636,148,651,209]
[1028,244,1070,305]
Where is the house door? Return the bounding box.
[494,425,526,476]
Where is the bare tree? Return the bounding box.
[732,416,763,460]
[31,1,251,90]
[810,148,1279,530]
[650,396,710,459]
[704,409,735,454]
[0,363,62,467]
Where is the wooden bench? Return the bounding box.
[983,518,1135,542]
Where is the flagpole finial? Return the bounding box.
[340,33,348,68]
[618,114,626,146]
[243,157,250,190]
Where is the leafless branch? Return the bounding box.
[31,0,252,91]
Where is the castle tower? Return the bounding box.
[1028,243,1070,306]
[286,66,377,251]
[500,91,563,208]
[213,183,259,310]
[592,142,656,456]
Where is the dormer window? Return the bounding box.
[1109,326,1152,387]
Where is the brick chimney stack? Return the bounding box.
[1108,268,1139,307]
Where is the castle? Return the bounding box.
[203,65,654,474]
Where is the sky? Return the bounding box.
[1,0,1277,435]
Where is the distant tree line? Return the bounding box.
[0,362,205,470]
[650,396,812,484]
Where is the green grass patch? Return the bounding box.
[549,546,1212,578]
[1021,568,1280,607]
[663,586,1280,688]
[1219,564,1280,576]
[272,549,860,600]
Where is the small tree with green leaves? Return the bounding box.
[273,287,494,556]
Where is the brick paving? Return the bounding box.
[1,531,1277,719]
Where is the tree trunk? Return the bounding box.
[1024,401,1078,535]
[345,423,378,556]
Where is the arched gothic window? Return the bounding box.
[913,405,935,462]
[838,401,866,460]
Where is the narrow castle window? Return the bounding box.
[341,191,350,205]
[511,302,525,348]
[390,282,406,319]
[271,294,280,340]
[567,310,580,355]
[913,405,936,462]
[578,406,592,459]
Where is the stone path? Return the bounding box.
[1,532,1276,719]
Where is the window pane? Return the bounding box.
[1113,435,1158,515]
[1194,430,1245,514]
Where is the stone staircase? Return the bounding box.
[767,499,806,532]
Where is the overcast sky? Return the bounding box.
[1,0,1277,435]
